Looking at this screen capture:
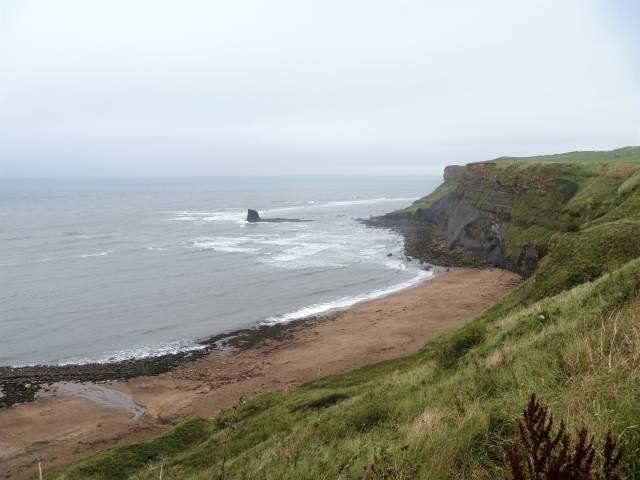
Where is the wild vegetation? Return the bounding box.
[49,148,640,479]
[507,394,623,480]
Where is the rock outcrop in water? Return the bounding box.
[247,209,262,222]
[247,209,309,223]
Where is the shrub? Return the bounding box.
[507,394,622,480]
[435,323,486,368]
[346,403,390,432]
[290,392,349,412]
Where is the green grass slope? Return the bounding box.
[396,180,458,216]
[504,161,640,272]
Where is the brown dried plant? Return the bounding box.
[507,394,622,480]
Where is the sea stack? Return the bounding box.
[247,209,262,222]
[246,209,310,223]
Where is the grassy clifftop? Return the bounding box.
[395,148,640,283]
[51,148,640,479]
[492,145,640,165]
[401,146,640,217]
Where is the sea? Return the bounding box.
[0,176,440,366]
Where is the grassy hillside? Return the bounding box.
[50,149,640,479]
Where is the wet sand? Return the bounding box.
[0,268,520,479]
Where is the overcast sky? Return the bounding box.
[0,0,638,178]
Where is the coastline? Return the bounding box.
[0,265,440,409]
[0,267,521,479]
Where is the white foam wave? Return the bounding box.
[271,243,335,262]
[62,232,93,239]
[54,339,206,365]
[261,269,433,325]
[1,250,113,267]
[191,237,259,254]
[75,250,112,258]
[252,236,300,246]
[168,211,246,225]
[2,257,52,267]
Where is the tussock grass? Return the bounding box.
[50,417,211,480]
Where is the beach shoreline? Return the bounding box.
[0,266,443,409]
[0,267,520,479]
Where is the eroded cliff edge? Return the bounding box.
[367,147,640,281]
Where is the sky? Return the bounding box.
[0,0,639,178]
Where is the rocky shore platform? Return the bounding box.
[0,316,328,408]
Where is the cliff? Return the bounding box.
[370,147,640,292]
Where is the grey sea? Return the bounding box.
[0,176,439,366]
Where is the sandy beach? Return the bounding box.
[0,267,520,479]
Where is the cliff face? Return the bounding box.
[414,165,514,270]
[411,163,541,275]
[376,149,640,280]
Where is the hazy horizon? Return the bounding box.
[1,0,639,179]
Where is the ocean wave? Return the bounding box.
[261,269,433,325]
[168,211,246,225]
[256,233,349,269]
[191,237,259,254]
[61,232,113,240]
[75,250,112,258]
[0,256,53,267]
[1,250,112,266]
[271,243,336,262]
[252,236,300,246]
[53,339,207,366]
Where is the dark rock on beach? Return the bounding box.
[0,313,331,408]
[365,215,485,269]
[0,349,209,408]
